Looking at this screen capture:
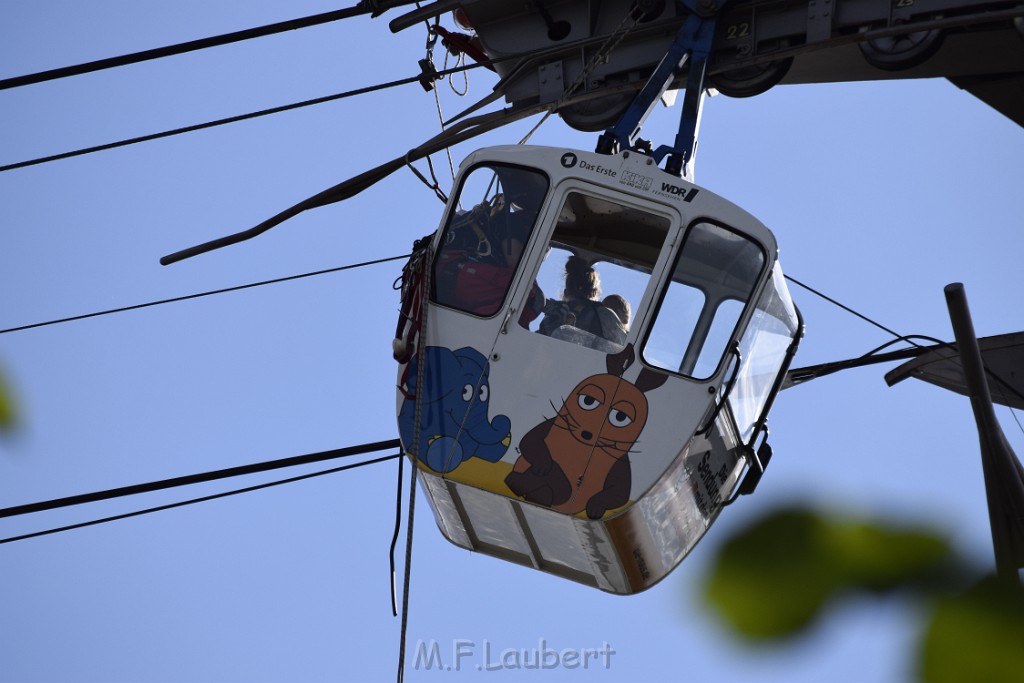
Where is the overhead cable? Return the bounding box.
[0,452,402,545]
[1,65,476,174]
[158,99,560,265]
[783,277,1023,407]
[0,254,407,336]
[0,438,401,519]
[2,28,648,174]
[784,274,907,341]
[0,4,418,91]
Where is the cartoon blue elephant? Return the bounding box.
[398,346,511,473]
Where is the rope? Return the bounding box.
[396,241,431,682]
[435,46,461,182]
[388,453,405,616]
[395,446,419,683]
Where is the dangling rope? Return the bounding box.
[402,19,457,202]
[435,29,466,183]
[395,438,419,683]
[392,236,433,369]
[390,243,428,613]
[388,453,404,616]
[394,239,432,683]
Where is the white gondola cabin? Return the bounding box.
[396,145,801,594]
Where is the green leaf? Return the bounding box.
[0,367,15,433]
[827,519,951,592]
[919,575,1024,683]
[703,505,952,640]
[704,507,842,638]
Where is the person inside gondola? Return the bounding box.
[602,294,631,331]
[433,191,544,325]
[539,256,626,346]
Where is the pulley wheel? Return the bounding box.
[860,24,945,71]
[559,92,635,132]
[711,56,793,98]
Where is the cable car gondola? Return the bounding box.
[394,145,803,593]
[155,0,804,594]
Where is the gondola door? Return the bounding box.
[484,182,719,525]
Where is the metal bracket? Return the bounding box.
[537,61,565,103]
[807,0,834,44]
[736,436,773,496]
[417,58,440,91]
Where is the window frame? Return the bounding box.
[429,162,551,319]
[639,218,769,382]
[513,183,678,353]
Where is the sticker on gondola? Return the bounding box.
[619,170,653,191]
[657,181,700,202]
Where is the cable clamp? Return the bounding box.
[417,58,440,92]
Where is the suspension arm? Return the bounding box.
[596,0,717,179]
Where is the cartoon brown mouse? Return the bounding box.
[504,345,667,519]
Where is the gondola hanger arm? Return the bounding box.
[596,0,720,179]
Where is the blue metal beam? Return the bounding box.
[596,1,717,178]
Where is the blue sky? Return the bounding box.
[2,2,1022,682]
